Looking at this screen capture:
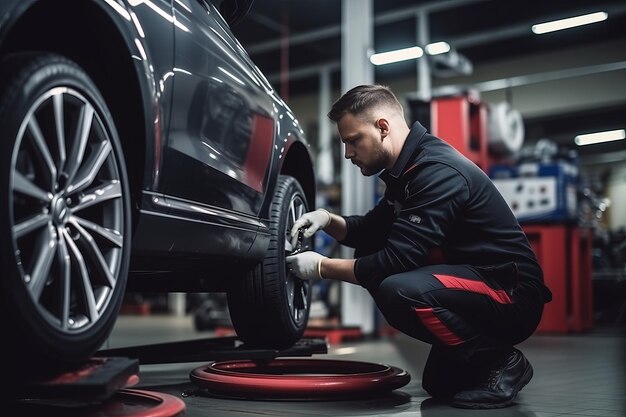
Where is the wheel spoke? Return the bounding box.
[299,285,308,311]
[289,199,297,225]
[65,102,94,187]
[57,228,72,331]
[71,180,121,213]
[13,171,53,202]
[73,216,123,247]
[62,228,99,322]
[70,218,116,288]
[53,92,67,171]
[66,140,112,194]
[27,224,57,302]
[13,212,53,239]
[291,198,304,223]
[286,197,303,252]
[293,280,307,312]
[28,116,58,190]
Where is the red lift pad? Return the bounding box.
[15,389,186,417]
[81,389,186,417]
[190,358,411,400]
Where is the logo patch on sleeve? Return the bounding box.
[409,214,422,224]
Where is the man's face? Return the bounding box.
[337,113,389,176]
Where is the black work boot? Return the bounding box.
[422,344,476,399]
[451,348,533,409]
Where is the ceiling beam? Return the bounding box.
[247,0,486,54]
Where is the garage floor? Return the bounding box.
[99,315,625,417]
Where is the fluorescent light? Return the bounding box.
[532,12,608,34]
[425,41,451,55]
[575,129,625,146]
[370,46,423,66]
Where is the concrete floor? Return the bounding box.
[95,314,626,417]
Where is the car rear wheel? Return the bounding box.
[227,175,312,348]
[0,53,131,374]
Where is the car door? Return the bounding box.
[164,0,276,220]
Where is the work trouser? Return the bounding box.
[369,263,545,359]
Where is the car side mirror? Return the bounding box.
[220,0,254,27]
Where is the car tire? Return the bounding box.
[0,53,131,374]
[227,175,312,348]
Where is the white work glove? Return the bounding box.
[286,251,326,280]
[290,208,331,244]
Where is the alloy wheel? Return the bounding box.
[10,86,125,334]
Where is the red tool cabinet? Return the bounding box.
[430,95,490,173]
[523,224,593,333]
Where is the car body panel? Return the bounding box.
[0,0,315,287]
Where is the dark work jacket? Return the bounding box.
[341,122,552,303]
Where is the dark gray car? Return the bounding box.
[0,0,315,374]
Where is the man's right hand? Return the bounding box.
[290,208,332,244]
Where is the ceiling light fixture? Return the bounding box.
[425,41,451,56]
[369,46,423,66]
[574,129,625,146]
[369,42,452,65]
[532,11,608,34]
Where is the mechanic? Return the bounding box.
[286,84,552,409]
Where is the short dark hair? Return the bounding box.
[327,84,403,122]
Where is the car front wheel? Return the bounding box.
[228,175,312,348]
[0,53,131,374]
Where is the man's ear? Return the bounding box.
[377,118,390,139]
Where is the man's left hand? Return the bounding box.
[286,251,326,280]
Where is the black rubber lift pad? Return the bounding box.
[11,357,138,402]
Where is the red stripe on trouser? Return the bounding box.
[434,274,513,304]
[414,307,464,345]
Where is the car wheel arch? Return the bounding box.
[278,141,316,213]
[0,0,157,231]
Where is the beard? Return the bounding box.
[357,145,389,176]
[359,164,383,176]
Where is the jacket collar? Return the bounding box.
[381,121,427,180]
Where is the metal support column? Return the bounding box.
[340,0,376,335]
[169,292,186,317]
[417,10,431,101]
[317,67,334,185]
